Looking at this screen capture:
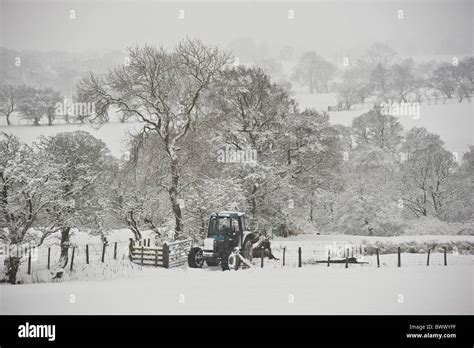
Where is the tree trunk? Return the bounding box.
[250,184,258,221]
[5,255,20,284]
[168,157,183,239]
[59,227,71,267]
[6,113,11,126]
[126,211,142,240]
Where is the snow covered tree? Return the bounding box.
[399,127,457,218]
[336,62,373,109]
[351,107,404,152]
[0,85,20,126]
[453,57,474,102]
[77,39,230,239]
[211,66,296,228]
[388,59,418,103]
[334,145,405,236]
[365,43,397,69]
[292,51,336,93]
[0,133,59,283]
[432,63,457,99]
[36,131,115,266]
[16,87,61,126]
[365,44,397,101]
[114,132,176,241]
[280,109,345,229]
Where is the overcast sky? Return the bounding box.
[0,0,472,57]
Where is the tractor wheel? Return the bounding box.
[243,238,254,261]
[188,247,204,268]
[206,258,220,267]
[227,253,241,271]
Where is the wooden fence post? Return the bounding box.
[163,243,169,268]
[155,248,158,267]
[70,247,75,271]
[426,249,431,266]
[86,244,89,264]
[101,243,106,263]
[27,250,31,275]
[128,239,134,261]
[47,247,51,270]
[282,247,286,266]
[397,247,401,267]
[141,246,144,266]
[327,250,330,267]
[444,247,447,266]
[345,249,349,268]
[114,242,117,260]
[298,247,302,267]
[376,248,380,268]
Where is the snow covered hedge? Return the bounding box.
[362,239,474,255]
[404,217,474,236]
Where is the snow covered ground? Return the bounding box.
[1,264,471,315]
[1,232,472,315]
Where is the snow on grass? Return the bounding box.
[1,264,471,315]
[1,122,142,158]
[1,231,471,314]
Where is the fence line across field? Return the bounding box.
[1,240,472,282]
[273,245,473,268]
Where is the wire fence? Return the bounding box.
[0,240,136,283]
[270,244,473,268]
[1,240,472,283]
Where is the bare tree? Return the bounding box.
[0,85,19,126]
[365,43,397,68]
[292,51,336,93]
[400,127,457,218]
[77,39,230,238]
[389,59,418,103]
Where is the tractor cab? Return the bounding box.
[207,211,247,243]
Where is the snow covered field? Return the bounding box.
[1,264,471,315]
[1,233,472,315]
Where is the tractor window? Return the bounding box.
[232,219,239,233]
[241,217,247,231]
[208,217,231,236]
